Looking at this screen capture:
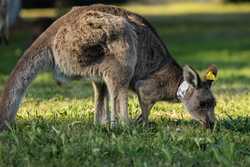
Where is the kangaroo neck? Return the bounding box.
[153,61,184,101]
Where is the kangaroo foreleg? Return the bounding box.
[136,97,154,124]
[135,79,159,124]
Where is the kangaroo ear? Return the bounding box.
[204,64,218,88]
[183,65,201,88]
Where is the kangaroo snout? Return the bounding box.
[203,119,214,129]
[202,113,215,129]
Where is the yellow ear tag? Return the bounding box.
[206,71,216,81]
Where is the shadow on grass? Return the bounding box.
[26,80,94,100]
[216,88,250,96]
[220,116,250,134]
[177,58,250,71]
[146,13,250,25]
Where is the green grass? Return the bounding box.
[1,3,250,167]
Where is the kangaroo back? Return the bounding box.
[52,10,137,78]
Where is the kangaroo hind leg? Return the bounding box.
[104,65,133,127]
[92,81,109,125]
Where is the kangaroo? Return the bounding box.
[0,4,218,131]
[0,0,8,45]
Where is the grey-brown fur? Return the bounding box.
[0,4,217,130]
[0,0,8,44]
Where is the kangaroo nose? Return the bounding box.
[204,120,214,129]
[203,115,214,129]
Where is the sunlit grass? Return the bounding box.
[20,2,250,19]
[124,2,250,15]
[21,8,57,19]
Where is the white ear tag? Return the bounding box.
[177,81,190,100]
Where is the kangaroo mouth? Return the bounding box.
[201,120,214,129]
[195,116,214,129]
[189,112,214,129]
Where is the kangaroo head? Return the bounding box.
[177,65,218,129]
